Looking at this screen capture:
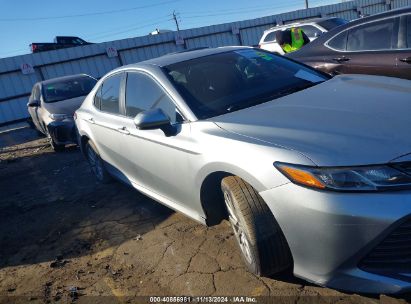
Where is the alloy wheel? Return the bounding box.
[87,145,104,180]
[224,191,253,264]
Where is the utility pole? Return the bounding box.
[305,0,309,9]
[173,11,180,31]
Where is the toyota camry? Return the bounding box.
[75,47,411,294]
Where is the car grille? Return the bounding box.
[359,219,411,273]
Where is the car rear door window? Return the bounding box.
[327,31,348,51]
[100,74,122,114]
[125,72,181,123]
[346,18,395,51]
[300,25,323,38]
[264,31,278,42]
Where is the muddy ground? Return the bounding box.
[0,126,409,304]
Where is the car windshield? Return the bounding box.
[163,49,329,119]
[317,18,348,31]
[42,76,97,103]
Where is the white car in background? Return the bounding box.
[258,17,348,54]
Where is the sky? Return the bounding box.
[0,0,341,58]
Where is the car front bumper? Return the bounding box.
[47,120,77,145]
[259,183,411,294]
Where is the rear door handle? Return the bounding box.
[88,117,95,124]
[399,57,411,64]
[117,127,130,135]
[332,57,350,63]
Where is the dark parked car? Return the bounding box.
[30,36,92,53]
[287,7,411,80]
[27,74,97,151]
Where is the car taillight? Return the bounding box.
[31,44,37,52]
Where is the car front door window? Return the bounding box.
[125,72,181,123]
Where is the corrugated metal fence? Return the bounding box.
[0,0,410,125]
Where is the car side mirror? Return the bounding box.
[27,99,40,107]
[134,108,171,130]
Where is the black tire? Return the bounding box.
[49,137,65,152]
[85,141,111,183]
[221,176,292,276]
[44,125,63,151]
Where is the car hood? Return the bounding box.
[211,75,411,166]
[43,95,86,115]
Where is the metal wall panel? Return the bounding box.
[0,71,39,99]
[240,24,276,46]
[361,3,388,15]
[283,13,322,24]
[0,96,29,123]
[40,55,119,80]
[392,0,411,8]
[120,43,183,65]
[327,9,359,20]
[186,32,240,49]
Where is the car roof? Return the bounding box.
[342,6,410,27]
[39,74,95,86]
[115,46,251,69]
[311,6,411,42]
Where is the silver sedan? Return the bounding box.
[75,46,411,294]
[27,74,96,151]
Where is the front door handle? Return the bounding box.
[88,117,95,124]
[399,57,411,64]
[117,127,130,135]
[332,57,350,63]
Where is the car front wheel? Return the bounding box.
[221,176,292,276]
[86,141,111,183]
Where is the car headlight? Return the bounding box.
[274,162,411,191]
[49,113,72,121]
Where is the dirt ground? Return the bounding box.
[0,126,409,304]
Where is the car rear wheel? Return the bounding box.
[86,141,111,183]
[221,176,292,276]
